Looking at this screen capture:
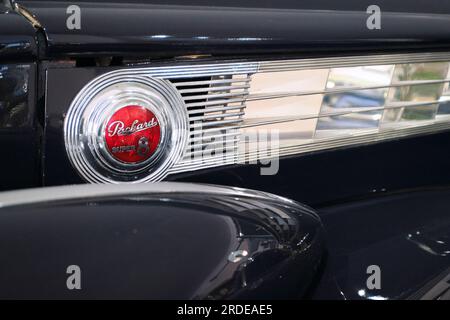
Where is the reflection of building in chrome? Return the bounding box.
[242,61,450,151]
[245,69,328,148]
[438,68,450,120]
[316,65,392,136]
[191,215,287,299]
[383,62,449,126]
[191,195,304,299]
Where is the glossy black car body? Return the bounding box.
[0,183,325,299]
[0,0,449,299]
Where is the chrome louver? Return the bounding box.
[168,52,450,175]
[65,52,450,183]
[171,73,254,172]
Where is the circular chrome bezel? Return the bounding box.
[64,74,188,183]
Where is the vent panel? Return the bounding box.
[92,52,450,178]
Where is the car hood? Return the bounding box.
[15,0,450,58]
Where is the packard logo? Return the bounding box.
[104,105,161,164]
[107,118,158,137]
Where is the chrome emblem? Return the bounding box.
[64,75,188,183]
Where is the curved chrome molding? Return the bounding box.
[0,182,299,209]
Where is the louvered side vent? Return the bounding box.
[155,53,450,177]
[170,73,252,172]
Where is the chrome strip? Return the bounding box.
[259,52,450,72]
[0,182,295,209]
[247,79,450,102]
[169,121,450,173]
[241,101,443,128]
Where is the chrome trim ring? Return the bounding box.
[64,74,189,183]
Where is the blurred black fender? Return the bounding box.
[0,183,325,299]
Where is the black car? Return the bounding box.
[0,0,449,300]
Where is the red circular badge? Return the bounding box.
[104,105,161,163]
